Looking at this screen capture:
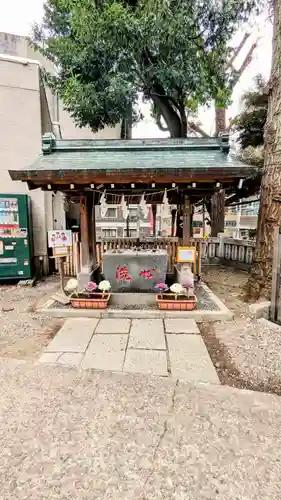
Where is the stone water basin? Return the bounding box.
[102,249,168,292]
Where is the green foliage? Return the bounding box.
[232,75,268,150]
[33,0,264,136]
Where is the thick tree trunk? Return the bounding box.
[246,1,281,301]
[210,104,226,234]
[215,106,226,137]
[151,93,183,137]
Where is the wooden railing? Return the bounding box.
[221,238,255,266]
[97,237,178,273]
[50,235,256,277]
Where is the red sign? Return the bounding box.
[139,268,156,279]
[116,265,132,281]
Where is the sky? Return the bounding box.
[0,1,273,138]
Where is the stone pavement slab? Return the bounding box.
[81,334,127,371]
[128,319,165,349]
[0,360,281,500]
[56,352,84,367]
[95,318,131,334]
[124,349,168,376]
[39,352,62,364]
[46,318,97,353]
[167,334,220,383]
[165,318,200,334]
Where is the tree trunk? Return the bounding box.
[215,106,226,136]
[246,0,281,301]
[151,93,183,137]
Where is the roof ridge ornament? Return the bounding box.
[42,133,56,155]
[219,132,230,153]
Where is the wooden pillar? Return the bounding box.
[92,198,97,266]
[80,193,95,267]
[87,193,94,261]
[126,215,130,237]
[176,205,183,239]
[211,191,225,237]
[202,202,206,237]
[171,209,177,237]
[80,195,89,268]
[189,205,194,237]
[152,204,157,237]
[182,196,191,243]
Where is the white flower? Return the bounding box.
[64,278,78,293]
[170,283,185,294]
[99,280,111,292]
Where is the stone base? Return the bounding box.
[102,250,168,292]
[248,301,270,319]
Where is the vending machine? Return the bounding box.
[0,194,34,280]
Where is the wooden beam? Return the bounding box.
[10,165,259,184]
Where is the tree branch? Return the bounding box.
[188,121,211,138]
[230,42,257,88]
[227,32,250,69]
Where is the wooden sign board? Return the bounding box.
[48,230,72,249]
[53,246,70,257]
[176,246,196,264]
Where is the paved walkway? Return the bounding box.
[1,359,281,499]
[39,318,219,384]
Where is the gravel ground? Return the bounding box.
[200,265,281,395]
[201,265,249,316]
[0,277,62,359]
[50,284,219,311]
[0,359,281,500]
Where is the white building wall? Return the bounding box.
[0,32,121,274]
[0,56,48,259]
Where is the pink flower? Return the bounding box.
[85,281,97,292]
[155,282,169,291]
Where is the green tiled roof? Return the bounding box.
[25,148,248,172]
[9,134,259,183]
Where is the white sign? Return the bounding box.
[177,247,196,263]
[48,230,72,248]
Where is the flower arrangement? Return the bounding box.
[85,281,98,297]
[70,279,111,309]
[155,282,169,299]
[183,282,195,298]
[155,282,196,311]
[98,280,111,298]
[170,283,186,299]
[64,278,78,295]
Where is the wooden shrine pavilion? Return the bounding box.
[9,133,258,279]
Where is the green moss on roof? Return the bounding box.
[9,134,259,182]
[28,148,247,172]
